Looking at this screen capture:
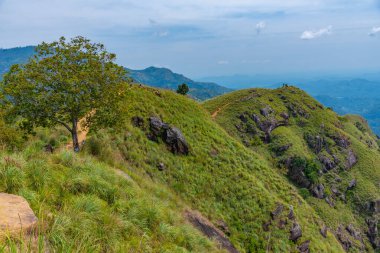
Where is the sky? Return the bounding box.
[0,0,379,78]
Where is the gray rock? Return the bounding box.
[290,222,302,242]
[347,179,357,191]
[271,203,284,220]
[346,150,357,169]
[369,199,380,214]
[157,162,166,171]
[311,184,325,199]
[346,224,361,241]
[260,106,273,117]
[298,240,310,253]
[336,225,352,251]
[163,126,189,155]
[320,225,327,238]
[366,218,379,249]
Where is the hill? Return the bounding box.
[204,86,380,252]
[1,85,346,252]
[126,67,232,100]
[0,46,35,75]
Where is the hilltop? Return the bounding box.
[126,66,232,100]
[204,86,380,252]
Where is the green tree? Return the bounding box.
[1,36,128,152]
[176,83,189,95]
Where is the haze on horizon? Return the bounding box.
[0,0,379,78]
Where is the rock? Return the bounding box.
[162,126,189,155]
[271,203,284,220]
[251,114,261,124]
[320,225,327,238]
[346,224,361,241]
[131,116,145,128]
[288,206,295,220]
[157,162,166,171]
[366,218,379,249]
[346,150,357,169]
[325,197,334,207]
[347,179,357,191]
[278,219,287,229]
[286,158,311,188]
[331,186,340,196]
[311,184,325,199]
[305,134,325,154]
[298,240,310,253]
[319,155,335,172]
[290,222,302,242]
[148,117,189,155]
[335,176,342,182]
[262,221,271,232]
[185,210,239,253]
[0,193,37,236]
[260,106,273,117]
[369,199,380,214]
[238,113,248,123]
[336,225,352,251]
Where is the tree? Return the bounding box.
[1,36,128,152]
[176,83,189,95]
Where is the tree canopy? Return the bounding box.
[176,83,189,95]
[1,36,129,151]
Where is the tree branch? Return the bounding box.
[53,119,72,133]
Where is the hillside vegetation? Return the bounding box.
[0,85,347,252]
[204,86,380,252]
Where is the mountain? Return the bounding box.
[204,86,380,252]
[126,66,232,100]
[0,46,35,75]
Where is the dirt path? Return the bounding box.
[211,102,231,119]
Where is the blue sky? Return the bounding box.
[0,0,379,77]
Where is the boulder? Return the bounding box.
[311,184,325,199]
[0,193,37,236]
[347,179,357,191]
[290,222,302,242]
[346,150,357,169]
[260,106,273,117]
[271,203,284,220]
[298,240,310,253]
[148,117,189,155]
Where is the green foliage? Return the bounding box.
[176,83,189,95]
[1,36,129,151]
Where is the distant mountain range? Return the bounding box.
[0,47,231,101]
[126,67,232,100]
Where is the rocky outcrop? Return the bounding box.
[311,184,325,199]
[148,117,189,155]
[336,225,352,251]
[366,218,379,249]
[184,210,239,253]
[271,203,284,220]
[347,179,357,191]
[0,193,37,236]
[345,150,357,169]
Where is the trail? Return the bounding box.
[211,102,231,119]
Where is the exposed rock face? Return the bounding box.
[260,106,273,117]
[311,184,325,199]
[319,155,335,172]
[148,117,189,155]
[298,240,310,253]
[0,193,37,236]
[369,199,380,214]
[289,222,302,242]
[184,210,239,253]
[305,134,325,154]
[346,224,361,241]
[366,218,379,249]
[346,150,357,169]
[336,225,352,251]
[320,225,328,238]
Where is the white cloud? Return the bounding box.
[369,26,380,36]
[156,31,169,37]
[300,26,332,40]
[217,60,229,65]
[256,21,266,34]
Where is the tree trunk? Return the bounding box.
[72,118,80,152]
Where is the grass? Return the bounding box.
[204,86,380,252]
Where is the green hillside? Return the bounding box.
[204,86,380,252]
[1,85,347,252]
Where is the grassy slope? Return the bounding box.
[203,86,380,252]
[0,132,223,252]
[83,85,345,252]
